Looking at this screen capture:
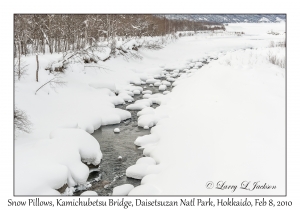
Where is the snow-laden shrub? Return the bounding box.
[267,51,285,68]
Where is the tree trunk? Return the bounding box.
[18,43,21,80]
[36,54,39,82]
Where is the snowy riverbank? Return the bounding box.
[15,23,285,195]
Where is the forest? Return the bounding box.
[14,14,224,56]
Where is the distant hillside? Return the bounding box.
[159,14,286,23]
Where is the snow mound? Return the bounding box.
[133,89,141,95]
[126,104,148,111]
[134,134,160,147]
[154,81,161,87]
[141,174,158,185]
[137,107,155,117]
[142,90,152,94]
[135,99,153,107]
[81,191,98,196]
[118,92,134,102]
[137,110,168,129]
[159,85,167,91]
[136,157,156,165]
[146,78,159,84]
[89,82,116,92]
[114,128,120,133]
[143,94,152,99]
[16,128,102,195]
[161,80,171,86]
[125,85,143,92]
[112,184,134,195]
[126,164,149,179]
[128,184,161,195]
[167,77,175,82]
[143,144,157,157]
[109,96,125,105]
[138,114,159,128]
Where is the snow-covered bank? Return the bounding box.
[131,47,285,195]
[15,22,285,195]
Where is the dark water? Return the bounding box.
[73,58,213,196]
[74,83,172,196]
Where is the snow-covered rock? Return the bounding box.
[137,107,155,117]
[154,81,161,87]
[136,157,156,165]
[163,91,170,95]
[81,191,98,196]
[112,184,134,195]
[141,174,158,185]
[142,90,152,94]
[161,80,171,86]
[126,104,148,111]
[16,128,102,195]
[159,85,167,91]
[133,89,141,95]
[114,128,120,133]
[166,77,175,82]
[146,78,158,84]
[134,134,160,147]
[126,164,149,179]
[128,185,161,195]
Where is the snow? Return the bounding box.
[114,128,120,133]
[143,144,157,157]
[126,164,149,179]
[146,78,158,84]
[136,157,156,165]
[81,191,98,196]
[15,22,285,195]
[134,134,160,147]
[137,47,285,195]
[154,81,161,86]
[161,80,171,86]
[133,89,140,95]
[158,85,167,91]
[142,90,152,94]
[259,17,270,22]
[89,82,116,92]
[163,91,170,95]
[126,157,158,180]
[138,114,159,128]
[16,128,102,195]
[142,94,152,99]
[128,184,161,195]
[166,77,175,82]
[141,174,158,185]
[112,184,134,196]
[126,104,148,111]
[118,92,134,102]
[137,107,155,117]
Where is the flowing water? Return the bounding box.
[73,58,215,196]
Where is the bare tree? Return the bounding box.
[14,57,28,80]
[14,14,224,57]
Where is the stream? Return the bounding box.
[73,57,216,196]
